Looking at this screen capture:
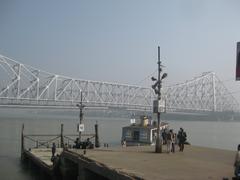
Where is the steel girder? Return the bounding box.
[0,54,238,112]
[163,72,239,112]
[0,55,154,110]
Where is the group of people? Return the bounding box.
[50,138,93,160]
[73,138,94,149]
[162,129,175,153]
[162,127,187,153]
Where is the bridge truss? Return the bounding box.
[0,54,239,112]
[164,72,239,112]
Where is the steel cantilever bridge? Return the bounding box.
[0,54,238,112]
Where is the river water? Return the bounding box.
[0,108,240,180]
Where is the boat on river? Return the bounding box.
[121,115,169,146]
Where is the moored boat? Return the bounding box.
[121,115,169,146]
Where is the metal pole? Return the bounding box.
[95,121,100,148]
[212,72,216,111]
[60,124,64,148]
[79,91,84,141]
[155,46,162,153]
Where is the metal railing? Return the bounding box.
[21,124,98,154]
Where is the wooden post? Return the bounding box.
[95,122,100,148]
[21,124,25,160]
[60,124,64,148]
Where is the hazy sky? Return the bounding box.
[1,0,240,100]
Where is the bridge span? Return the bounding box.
[0,54,238,112]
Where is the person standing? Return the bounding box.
[234,144,240,177]
[162,129,167,145]
[121,138,126,147]
[170,130,175,153]
[177,129,181,150]
[166,131,172,153]
[177,128,187,152]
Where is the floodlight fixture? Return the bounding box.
[161,73,168,80]
[151,77,157,81]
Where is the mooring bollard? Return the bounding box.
[36,140,39,148]
[21,124,25,161]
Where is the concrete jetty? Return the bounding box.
[22,145,236,180]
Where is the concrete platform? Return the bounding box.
[28,148,63,166]
[24,145,236,179]
[69,145,235,180]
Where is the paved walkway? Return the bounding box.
[29,148,62,166]
[70,145,235,180]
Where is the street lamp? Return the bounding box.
[151,46,167,153]
[76,91,85,142]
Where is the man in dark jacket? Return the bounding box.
[177,128,187,152]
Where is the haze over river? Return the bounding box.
[0,108,240,180]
